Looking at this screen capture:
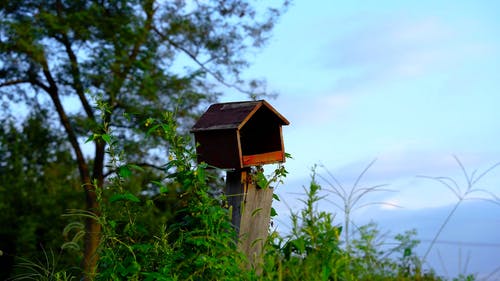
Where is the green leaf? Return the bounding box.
[321,266,330,281]
[255,172,268,189]
[85,134,95,143]
[196,166,206,182]
[159,186,168,193]
[161,124,171,132]
[126,261,141,274]
[101,133,111,144]
[127,164,144,172]
[110,193,140,203]
[272,193,280,201]
[292,238,305,253]
[119,165,132,178]
[404,247,412,257]
[270,207,278,217]
[146,124,160,136]
[152,181,168,193]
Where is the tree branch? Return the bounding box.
[152,26,256,96]
[38,55,90,187]
[54,0,96,121]
[32,79,51,93]
[62,35,96,119]
[132,162,166,171]
[0,79,31,88]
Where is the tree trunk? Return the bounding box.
[81,185,101,280]
[81,140,106,280]
[43,78,101,280]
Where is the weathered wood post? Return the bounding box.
[225,168,275,271]
[191,100,289,272]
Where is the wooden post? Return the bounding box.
[191,100,288,274]
[226,168,274,273]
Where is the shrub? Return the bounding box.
[9,106,482,281]
[95,112,249,280]
[261,169,451,281]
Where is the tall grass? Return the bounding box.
[262,168,439,281]
[9,248,76,281]
[418,155,500,279]
[317,160,397,252]
[309,156,500,280]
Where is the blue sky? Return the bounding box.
[221,0,500,278]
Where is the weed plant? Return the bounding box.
[10,101,495,280]
[418,156,500,262]
[93,110,250,280]
[9,248,76,281]
[317,160,395,253]
[261,169,444,281]
[418,156,500,279]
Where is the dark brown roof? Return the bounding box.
[191,100,289,132]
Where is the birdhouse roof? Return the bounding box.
[191,100,289,132]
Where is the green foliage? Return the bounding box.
[253,163,289,189]
[9,248,77,281]
[260,170,455,281]
[318,160,394,253]
[0,111,82,279]
[0,1,289,276]
[262,171,344,281]
[5,1,478,280]
[95,112,249,281]
[3,106,483,280]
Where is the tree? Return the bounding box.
[0,110,82,279]
[0,0,288,278]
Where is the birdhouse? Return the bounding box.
[191,100,289,169]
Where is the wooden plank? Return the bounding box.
[238,178,273,274]
[225,169,274,274]
[242,151,284,167]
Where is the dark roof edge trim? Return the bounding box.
[191,124,238,132]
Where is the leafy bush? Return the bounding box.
[94,112,250,281]
[7,108,481,281]
[260,170,450,281]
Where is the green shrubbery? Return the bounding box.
[94,112,249,281]
[261,174,444,281]
[8,110,478,280]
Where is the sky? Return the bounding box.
[220,0,500,279]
